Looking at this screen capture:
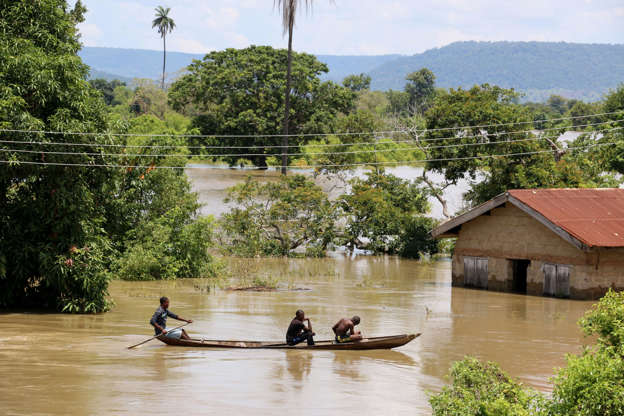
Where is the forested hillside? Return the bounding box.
[369,41,624,101]
[80,42,624,102]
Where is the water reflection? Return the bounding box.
[2,257,595,415]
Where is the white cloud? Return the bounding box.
[77,22,103,45]
[78,0,624,54]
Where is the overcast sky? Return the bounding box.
[76,0,624,55]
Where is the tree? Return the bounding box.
[168,46,354,167]
[339,170,436,257]
[89,78,126,105]
[276,0,322,175]
[152,6,175,90]
[405,68,436,114]
[423,84,615,206]
[343,73,371,92]
[0,0,114,312]
[220,175,338,257]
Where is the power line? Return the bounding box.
[1,140,617,170]
[1,126,620,159]
[0,110,621,139]
[0,120,619,151]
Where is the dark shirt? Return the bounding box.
[286,318,306,342]
[150,306,179,335]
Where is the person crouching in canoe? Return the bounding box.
[150,296,193,340]
[286,309,315,346]
[332,316,362,343]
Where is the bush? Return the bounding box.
[399,216,439,259]
[429,357,545,416]
[115,209,219,280]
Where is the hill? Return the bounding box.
[79,42,624,102]
[368,41,624,101]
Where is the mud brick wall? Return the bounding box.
[449,203,624,300]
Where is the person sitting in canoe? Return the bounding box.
[286,309,315,346]
[150,296,193,340]
[332,316,362,343]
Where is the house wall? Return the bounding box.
[450,203,624,299]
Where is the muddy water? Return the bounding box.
[0,167,594,414]
[185,165,471,219]
[1,257,592,415]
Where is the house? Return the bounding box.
[432,189,624,300]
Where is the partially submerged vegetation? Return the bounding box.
[430,289,624,415]
[1,1,624,313]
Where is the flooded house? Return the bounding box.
[432,189,624,300]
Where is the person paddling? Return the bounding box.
[150,296,193,340]
[286,309,315,346]
[332,316,362,343]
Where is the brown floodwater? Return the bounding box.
[0,256,593,415]
[0,167,595,414]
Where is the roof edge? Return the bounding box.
[431,193,508,238]
[506,194,589,251]
[431,191,592,252]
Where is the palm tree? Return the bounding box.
[152,6,176,89]
[275,0,313,175]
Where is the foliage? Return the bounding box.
[431,290,624,415]
[169,46,355,167]
[219,174,338,257]
[424,84,618,206]
[549,289,624,415]
[340,170,435,256]
[405,68,436,114]
[89,78,126,105]
[430,357,545,416]
[0,0,115,312]
[115,212,218,281]
[343,73,371,92]
[399,216,440,259]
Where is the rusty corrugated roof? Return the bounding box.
[508,188,624,248]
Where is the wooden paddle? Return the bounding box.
[127,322,190,349]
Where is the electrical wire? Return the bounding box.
[1,126,620,159]
[1,140,618,170]
[0,120,619,151]
[0,110,621,139]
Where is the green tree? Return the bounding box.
[169,46,354,167]
[0,0,114,312]
[424,84,615,206]
[89,78,126,105]
[220,175,338,257]
[343,73,372,92]
[429,358,545,416]
[405,68,436,114]
[386,89,410,116]
[152,6,176,89]
[339,170,436,257]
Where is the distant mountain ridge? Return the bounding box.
[79,41,624,102]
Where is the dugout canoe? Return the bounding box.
[157,333,420,350]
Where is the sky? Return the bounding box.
[75,0,624,55]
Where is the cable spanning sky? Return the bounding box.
[74,0,624,55]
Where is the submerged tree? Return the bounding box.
[152,6,176,89]
[220,175,338,257]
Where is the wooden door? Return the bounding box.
[464,257,476,286]
[555,265,570,298]
[476,258,489,289]
[543,263,556,296]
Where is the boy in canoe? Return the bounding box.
[286,309,315,346]
[332,316,362,343]
[150,296,193,340]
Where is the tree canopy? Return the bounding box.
[168,46,355,167]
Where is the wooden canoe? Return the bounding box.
[157,333,420,350]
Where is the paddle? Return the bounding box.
[127,322,190,349]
